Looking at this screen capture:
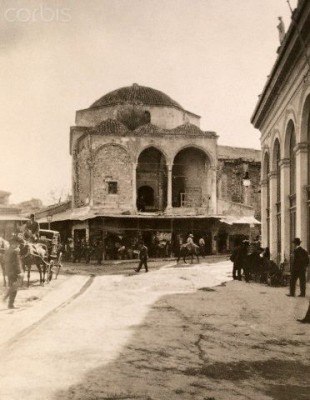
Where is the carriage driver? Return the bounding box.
[25,214,40,242]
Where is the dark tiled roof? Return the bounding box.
[91,119,212,138]
[171,123,217,137]
[94,119,129,136]
[133,123,164,137]
[90,84,184,110]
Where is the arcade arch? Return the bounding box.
[136,147,167,211]
[172,147,210,208]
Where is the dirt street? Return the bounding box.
[0,260,309,400]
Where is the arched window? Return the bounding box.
[301,94,310,251]
[308,108,310,250]
[136,147,167,211]
[288,121,296,248]
[263,153,270,247]
[273,139,281,262]
[172,147,210,208]
[144,111,151,124]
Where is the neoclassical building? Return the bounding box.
[251,0,310,262]
[38,83,261,255]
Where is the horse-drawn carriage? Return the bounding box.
[37,229,63,282]
[0,229,62,287]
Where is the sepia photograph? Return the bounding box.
[0,0,309,399]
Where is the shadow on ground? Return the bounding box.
[52,283,310,400]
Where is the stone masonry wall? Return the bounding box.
[93,144,132,208]
[217,159,261,220]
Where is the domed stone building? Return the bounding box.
[41,84,261,256]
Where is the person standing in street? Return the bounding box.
[298,301,310,324]
[230,240,242,281]
[135,241,148,273]
[240,240,250,282]
[3,237,23,309]
[287,238,309,298]
[198,237,206,258]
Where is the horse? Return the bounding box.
[177,243,200,264]
[19,240,50,287]
[0,237,10,286]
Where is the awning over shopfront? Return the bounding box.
[219,216,261,225]
[0,215,28,221]
[37,205,261,227]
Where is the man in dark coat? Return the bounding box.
[135,241,148,273]
[239,240,250,282]
[230,241,242,281]
[298,301,310,324]
[25,214,40,242]
[287,238,309,297]
[3,237,23,309]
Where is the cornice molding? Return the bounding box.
[279,158,291,167]
[294,141,309,153]
[268,171,278,179]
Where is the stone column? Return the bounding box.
[132,162,137,212]
[87,135,94,208]
[211,230,217,254]
[210,166,217,215]
[295,142,309,243]
[72,150,77,209]
[166,164,173,210]
[260,179,268,248]
[280,158,290,262]
[268,171,278,261]
[86,158,95,208]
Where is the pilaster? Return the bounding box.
[268,170,278,261]
[132,162,137,212]
[260,179,268,248]
[210,166,217,214]
[280,158,290,262]
[166,164,173,210]
[295,142,309,243]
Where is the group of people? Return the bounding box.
[1,214,42,309]
[230,237,310,324]
[69,238,105,265]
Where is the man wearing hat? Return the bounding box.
[134,240,149,273]
[25,214,40,242]
[287,238,309,298]
[186,233,194,245]
[3,237,23,309]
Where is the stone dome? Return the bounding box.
[90,83,184,110]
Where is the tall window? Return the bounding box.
[274,140,281,262]
[288,123,296,250]
[265,154,270,247]
[308,111,310,251]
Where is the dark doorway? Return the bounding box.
[136,147,167,211]
[74,229,86,242]
[138,186,154,207]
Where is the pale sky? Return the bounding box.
[0,0,297,204]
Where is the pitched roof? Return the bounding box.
[218,145,261,162]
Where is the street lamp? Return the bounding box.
[243,171,251,188]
